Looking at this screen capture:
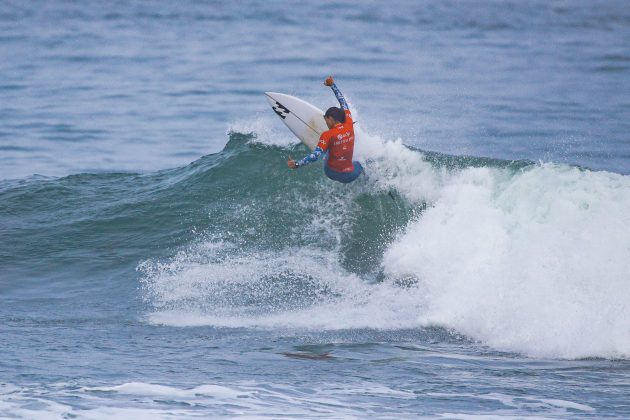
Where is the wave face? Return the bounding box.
[2,127,628,360]
[126,128,630,360]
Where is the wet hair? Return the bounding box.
[324,107,345,124]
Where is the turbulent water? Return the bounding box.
[2,1,630,418]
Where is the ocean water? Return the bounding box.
[1,1,630,418]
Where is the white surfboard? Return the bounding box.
[264,92,328,151]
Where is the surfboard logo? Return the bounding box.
[272,102,290,119]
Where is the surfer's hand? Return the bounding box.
[287,159,297,169]
[324,76,334,86]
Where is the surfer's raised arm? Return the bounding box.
[325,76,349,112]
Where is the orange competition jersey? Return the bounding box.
[316,109,355,173]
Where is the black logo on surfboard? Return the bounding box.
[272,102,290,119]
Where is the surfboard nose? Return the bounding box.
[264,92,286,108]
[264,92,279,108]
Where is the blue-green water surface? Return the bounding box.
[1,1,630,418]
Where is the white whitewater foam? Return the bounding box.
[142,243,426,330]
[1,380,597,419]
[433,390,594,419]
[85,382,250,400]
[354,126,443,203]
[0,381,380,419]
[384,163,630,359]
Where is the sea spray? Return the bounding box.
[139,130,630,359]
[384,163,630,359]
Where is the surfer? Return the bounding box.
[287,76,363,183]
